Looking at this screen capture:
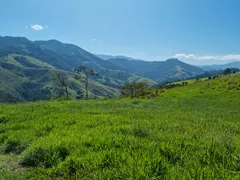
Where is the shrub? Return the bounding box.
[0,116,9,124]
[121,81,148,98]
[4,140,26,154]
[21,146,69,168]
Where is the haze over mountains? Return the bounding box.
[0,36,239,102]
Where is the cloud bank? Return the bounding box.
[174,54,240,61]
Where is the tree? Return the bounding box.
[223,68,232,75]
[121,81,148,98]
[74,65,98,100]
[196,78,200,82]
[52,72,69,98]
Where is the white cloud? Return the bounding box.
[174,53,240,61]
[31,24,45,31]
[25,26,28,29]
[92,39,97,42]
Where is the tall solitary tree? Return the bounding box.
[74,65,98,100]
[52,72,69,98]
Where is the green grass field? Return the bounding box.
[0,74,240,179]
[169,77,209,85]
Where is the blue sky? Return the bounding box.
[1,0,240,64]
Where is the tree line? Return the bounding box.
[121,81,164,98]
[52,66,239,100]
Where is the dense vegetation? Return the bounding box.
[0,74,239,179]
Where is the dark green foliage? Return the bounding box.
[121,81,165,98]
[0,116,9,123]
[133,128,149,138]
[21,146,69,168]
[121,81,148,98]
[4,140,25,154]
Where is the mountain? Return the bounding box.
[34,40,123,71]
[0,36,157,102]
[0,36,207,102]
[0,36,30,48]
[95,54,134,61]
[107,57,204,82]
[200,61,240,71]
[0,36,156,82]
[34,40,157,87]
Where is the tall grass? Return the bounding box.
[0,74,240,179]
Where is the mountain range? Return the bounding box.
[199,61,240,71]
[0,36,239,102]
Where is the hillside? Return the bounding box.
[0,54,120,102]
[108,58,204,82]
[0,74,239,179]
[34,40,156,86]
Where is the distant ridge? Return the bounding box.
[106,57,204,82]
[200,61,240,70]
[95,54,135,61]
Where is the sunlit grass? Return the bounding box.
[0,74,240,179]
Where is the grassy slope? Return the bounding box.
[0,74,240,179]
[169,77,209,85]
[1,54,55,69]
